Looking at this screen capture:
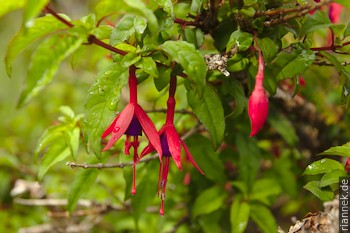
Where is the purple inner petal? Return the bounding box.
[160,134,171,157]
[125,116,142,136]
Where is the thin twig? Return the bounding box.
[313,60,350,66]
[66,125,201,169]
[263,0,333,27]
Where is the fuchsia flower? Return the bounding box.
[328,3,342,23]
[140,75,204,215]
[248,40,268,137]
[102,66,162,195]
[345,158,350,173]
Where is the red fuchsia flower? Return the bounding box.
[140,75,204,215]
[248,39,269,137]
[345,158,350,173]
[328,3,342,23]
[102,66,162,195]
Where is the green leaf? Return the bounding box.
[17,34,82,107]
[185,134,226,183]
[303,181,334,201]
[230,197,250,233]
[91,25,113,40]
[303,159,344,175]
[160,40,207,92]
[320,170,347,188]
[0,0,26,18]
[236,133,260,189]
[136,57,158,78]
[154,66,171,91]
[258,37,279,63]
[299,11,332,36]
[187,85,225,149]
[272,46,315,81]
[122,0,158,36]
[66,127,80,161]
[268,112,298,146]
[250,178,282,205]
[226,30,253,52]
[38,142,70,180]
[158,0,174,18]
[5,14,71,76]
[319,143,350,157]
[244,0,257,6]
[334,0,350,9]
[222,79,246,117]
[250,203,278,233]
[84,63,128,157]
[319,51,343,73]
[110,15,137,46]
[344,22,350,38]
[192,186,227,218]
[68,159,99,212]
[131,162,158,221]
[23,0,49,25]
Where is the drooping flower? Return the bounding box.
[248,40,269,137]
[102,66,162,195]
[140,75,204,215]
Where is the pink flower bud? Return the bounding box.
[248,85,268,137]
[248,44,268,137]
[329,3,342,24]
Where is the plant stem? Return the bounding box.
[129,66,137,104]
[166,75,177,124]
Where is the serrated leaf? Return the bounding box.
[23,0,49,25]
[303,181,334,201]
[5,14,71,76]
[84,63,128,157]
[187,85,225,149]
[303,158,344,175]
[226,30,253,52]
[160,40,207,92]
[18,34,82,107]
[250,203,278,233]
[319,144,350,157]
[272,47,315,81]
[67,160,99,212]
[230,196,250,233]
[122,0,158,36]
[320,170,347,188]
[38,142,70,180]
[192,186,227,218]
[185,134,226,183]
[0,0,26,18]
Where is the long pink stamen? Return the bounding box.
[160,157,170,215]
[131,136,139,195]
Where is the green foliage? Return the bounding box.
[2,0,350,232]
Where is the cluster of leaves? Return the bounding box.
[2,0,350,232]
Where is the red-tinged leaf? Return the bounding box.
[166,125,182,170]
[181,140,204,174]
[102,104,135,151]
[101,114,120,139]
[135,104,162,158]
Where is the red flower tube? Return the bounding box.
[102,66,162,195]
[140,75,204,215]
